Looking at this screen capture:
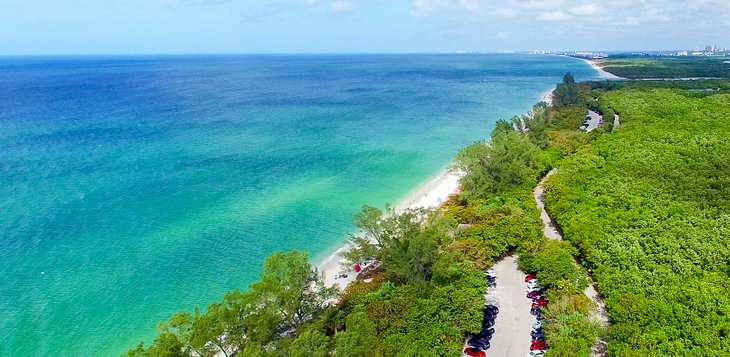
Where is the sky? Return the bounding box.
[0,0,728,55]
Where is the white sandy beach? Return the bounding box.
[541,88,554,105]
[317,168,463,290]
[319,87,556,291]
[581,58,624,80]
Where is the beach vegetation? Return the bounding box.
[455,129,543,199]
[553,72,580,107]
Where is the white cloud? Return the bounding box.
[330,0,359,12]
[570,3,605,16]
[538,11,572,21]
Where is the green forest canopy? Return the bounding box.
[544,87,730,355]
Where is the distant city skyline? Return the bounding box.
[1,0,729,55]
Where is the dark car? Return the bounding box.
[530,306,541,316]
[478,328,495,337]
[485,304,499,314]
[526,290,544,299]
[463,347,486,357]
[482,317,495,327]
[468,338,491,351]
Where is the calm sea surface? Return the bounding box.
[0,54,598,355]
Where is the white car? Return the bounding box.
[527,282,540,289]
[532,321,542,330]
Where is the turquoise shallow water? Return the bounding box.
[0,54,598,356]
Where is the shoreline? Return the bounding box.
[579,58,624,80]
[317,166,463,289]
[317,88,556,291]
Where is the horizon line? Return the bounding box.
[0,49,714,58]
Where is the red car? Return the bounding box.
[530,341,547,351]
[532,299,549,308]
[464,347,486,357]
[525,273,536,282]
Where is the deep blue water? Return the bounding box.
[0,54,598,356]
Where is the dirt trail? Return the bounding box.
[534,169,610,357]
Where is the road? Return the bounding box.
[464,256,534,357]
[585,110,602,132]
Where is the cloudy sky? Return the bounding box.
[1,0,728,54]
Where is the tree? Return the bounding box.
[346,206,445,284]
[493,118,515,136]
[335,307,377,357]
[288,329,331,357]
[251,251,338,333]
[189,306,228,357]
[455,130,543,198]
[146,333,187,357]
[553,72,580,108]
[216,290,279,351]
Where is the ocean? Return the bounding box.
[0,54,599,356]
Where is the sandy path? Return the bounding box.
[533,170,561,240]
[534,169,610,357]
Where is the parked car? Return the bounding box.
[464,347,486,357]
[532,320,542,330]
[524,273,536,282]
[532,299,549,308]
[482,317,495,327]
[475,330,494,340]
[468,338,491,350]
[530,306,540,316]
[530,341,547,351]
[485,304,499,314]
[526,290,544,299]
